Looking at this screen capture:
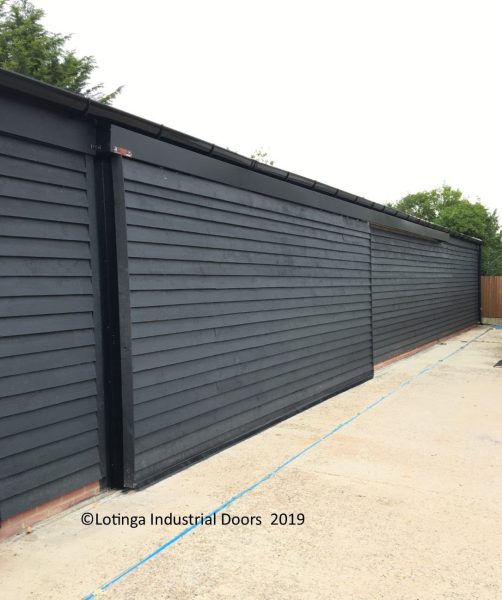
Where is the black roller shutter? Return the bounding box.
[120,159,373,485]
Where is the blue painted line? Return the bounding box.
[494,325,502,330]
[82,326,491,599]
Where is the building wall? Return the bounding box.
[371,227,480,363]
[0,85,481,526]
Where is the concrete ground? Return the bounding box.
[1,325,502,600]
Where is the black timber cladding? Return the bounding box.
[0,128,104,519]
[0,69,482,519]
[121,159,373,485]
[371,227,480,363]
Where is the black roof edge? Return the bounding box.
[0,68,482,245]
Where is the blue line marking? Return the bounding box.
[82,327,491,599]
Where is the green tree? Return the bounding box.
[392,185,463,222]
[390,185,502,275]
[0,0,121,104]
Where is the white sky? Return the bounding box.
[37,0,502,213]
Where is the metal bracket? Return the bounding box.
[91,144,133,158]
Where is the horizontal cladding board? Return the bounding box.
[373,278,478,289]
[129,275,369,291]
[124,185,369,241]
[372,242,477,261]
[0,380,97,418]
[0,295,93,318]
[128,258,368,278]
[372,270,478,280]
[374,289,478,315]
[133,331,370,400]
[0,412,98,460]
[376,253,476,268]
[128,241,369,266]
[1,446,100,501]
[0,154,87,189]
[126,191,367,245]
[134,341,372,438]
[0,237,91,260]
[0,430,98,480]
[0,396,96,439]
[126,212,369,252]
[133,326,371,406]
[123,161,372,485]
[0,257,91,277]
[371,244,477,262]
[123,163,369,236]
[373,305,478,343]
[0,216,89,242]
[375,293,478,323]
[379,309,477,345]
[373,298,478,324]
[0,312,94,337]
[0,345,95,378]
[133,297,367,335]
[374,287,478,304]
[131,305,369,345]
[371,226,478,363]
[127,230,368,259]
[0,276,93,297]
[374,313,478,362]
[0,362,96,398]
[373,292,476,306]
[131,294,370,323]
[372,282,476,296]
[1,464,100,520]
[0,196,89,224]
[371,252,477,266]
[0,176,88,207]
[0,134,86,171]
[371,261,478,273]
[131,312,371,358]
[134,331,370,419]
[124,181,371,237]
[131,286,369,308]
[373,294,478,327]
[372,288,477,308]
[372,273,478,283]
[0,329,95,359]
[372,278,478,297]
